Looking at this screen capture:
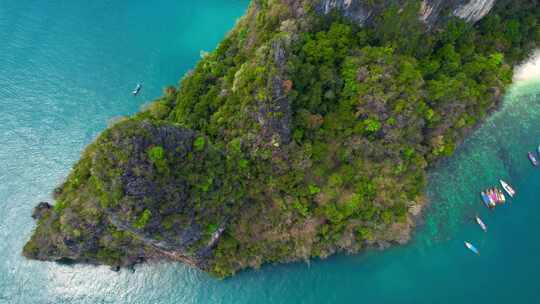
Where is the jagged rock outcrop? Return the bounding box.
[254,36,293,149]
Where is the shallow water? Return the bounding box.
[1,1,540,303]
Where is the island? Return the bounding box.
[23,0,539,277]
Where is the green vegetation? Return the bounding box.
[147,146,168,174]
[134,209,152,229]
[24,0,538,277]
[193,136,206,151]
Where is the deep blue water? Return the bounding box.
[1,1,540,303]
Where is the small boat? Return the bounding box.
[489,188,503,205]
[500,180,515,198]
[481,191,495,209]
[538,144,540,155]
[476,215,487,232]
[464,241,480,255]
[488,189,498,203]
[528,152,539,166]
[132,83,142,96]
[496,188,506,204]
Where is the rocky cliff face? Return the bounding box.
[316,0,497,25]
[451,0,497,22]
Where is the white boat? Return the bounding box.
[476,215,487,232]
[529,152,539,166]
[464,241,480,255]
[132,83,142,96]
[499,180,516,198]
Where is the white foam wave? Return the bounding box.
[513,50,540,83]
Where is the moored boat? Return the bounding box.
[488,189,498,203]
[476,215,487,232]
[464,241,480,255]
[481,187,506,208]
[481,191,495,209]
[132,83,142,96]
[496,188,506,204]
[500,180,515,198]
[528,152,539,166]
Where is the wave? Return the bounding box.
[513,50,540,83]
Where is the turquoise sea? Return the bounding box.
[1,1,540,303]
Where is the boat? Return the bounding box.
[464,241,480,255]
[500,180,516,198]
[476,215,487,232]
[528,152,539,166]
[496,188,506,204]
[488,188,504,205]
[488,189,497,203]
[481,191,495,209]
[481,187,506,208]
[132,83,142,96]
[538,144,540,155]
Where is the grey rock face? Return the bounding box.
[451,0,497,22]
[421,0,497,23]
[317,0,374,25]
[316,0,497,25]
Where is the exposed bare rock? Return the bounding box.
[315,0,496,26]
